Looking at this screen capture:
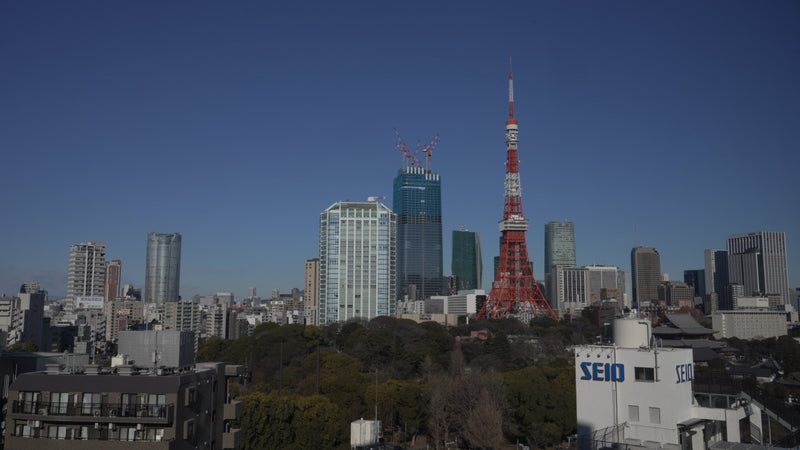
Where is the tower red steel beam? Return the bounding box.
[476,62,559,322]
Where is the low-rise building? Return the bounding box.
[712,310,788,340]
[4,362,243,449]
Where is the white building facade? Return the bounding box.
[66,241,106,301]
[712,310,787,340]
[318,200,397,326]
[576,318,762,449]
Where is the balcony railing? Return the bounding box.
[11,401,174,422]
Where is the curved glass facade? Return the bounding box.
[145,232,181,304]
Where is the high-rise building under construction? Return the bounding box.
[392,132,442,300]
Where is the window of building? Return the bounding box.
[16,424,34,438]
[649,407,661,424]
[19,391,40,413]
[81,392,102,415]
[634,367,655,382]
[48,425,68,440]
[50,392,70,415]
[119,426,137,441]
[79,425,89,440]
[147,394,166,417]
[147,428,165,442]
[628,405,639,422]
[121,393,140,416]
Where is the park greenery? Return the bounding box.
[197,317,600,449]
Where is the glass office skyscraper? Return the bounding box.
[145,232,182,304]
[393,167,442,300]
[452,229,482,291]
[544,221,576,275]
[318,200,396,325]
[727,231,790,306]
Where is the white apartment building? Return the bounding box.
[66,241,106,301]
[318,200,397,325]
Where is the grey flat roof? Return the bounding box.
[9,370,211,394]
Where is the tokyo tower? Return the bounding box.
[476,63,559,322]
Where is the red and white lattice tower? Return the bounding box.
[476,62,559,322]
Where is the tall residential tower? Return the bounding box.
[318,200,397,325]
[145,232,182,304]
[66,241,106,301]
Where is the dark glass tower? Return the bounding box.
[452,229,482,291]
[393,167,442,300]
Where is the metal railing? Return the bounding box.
[12,401,173,419]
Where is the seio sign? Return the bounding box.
[580,362,625,382]
[676,363,693,383]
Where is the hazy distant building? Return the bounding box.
[727,231,790,306]
[658,281,694,307]
[585,265,619,303]
[704,249,729,299]
[66,241,106,301]
[683,269,705,299]
[105,299,145,341]
[304,258,320,326]
[104,259,122,302]
[712,310,788,340]
[544,221,576,302]
[145,232,182,304]
[544,221,576,274]
[631,247,662,305]
[452,229,482,291]
[394,167,442,300]
[318,200,397,325]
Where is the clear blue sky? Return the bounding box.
[2,1,798,300]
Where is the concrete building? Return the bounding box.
[576,318,763,449]
[393,166,443,300]
[4,362,243,449]
[318,200,397,325]
[452,229,482,291]
[631,247,661,306]
[585,265,619,303]
[712,310,788,340]
[104,260,122,303]
[67,242,106,301]
[553,265,590,312]
[104,299,145,341]
[117,330,194,369]
[727,231,790,306]
[145,232,182,304]
[163,302,202,335]
[657,281,694,307]
[304,258,320,326]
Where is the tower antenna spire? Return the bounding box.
[508,57,516,122]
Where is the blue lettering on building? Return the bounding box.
[580,362,624,382]
[676,363,693,383]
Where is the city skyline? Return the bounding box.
[2,2,798,300]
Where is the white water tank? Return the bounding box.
[613,318,651,348]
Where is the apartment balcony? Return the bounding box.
[11,401,174,425]
[223,400,243,421]
[222,428,242,449]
